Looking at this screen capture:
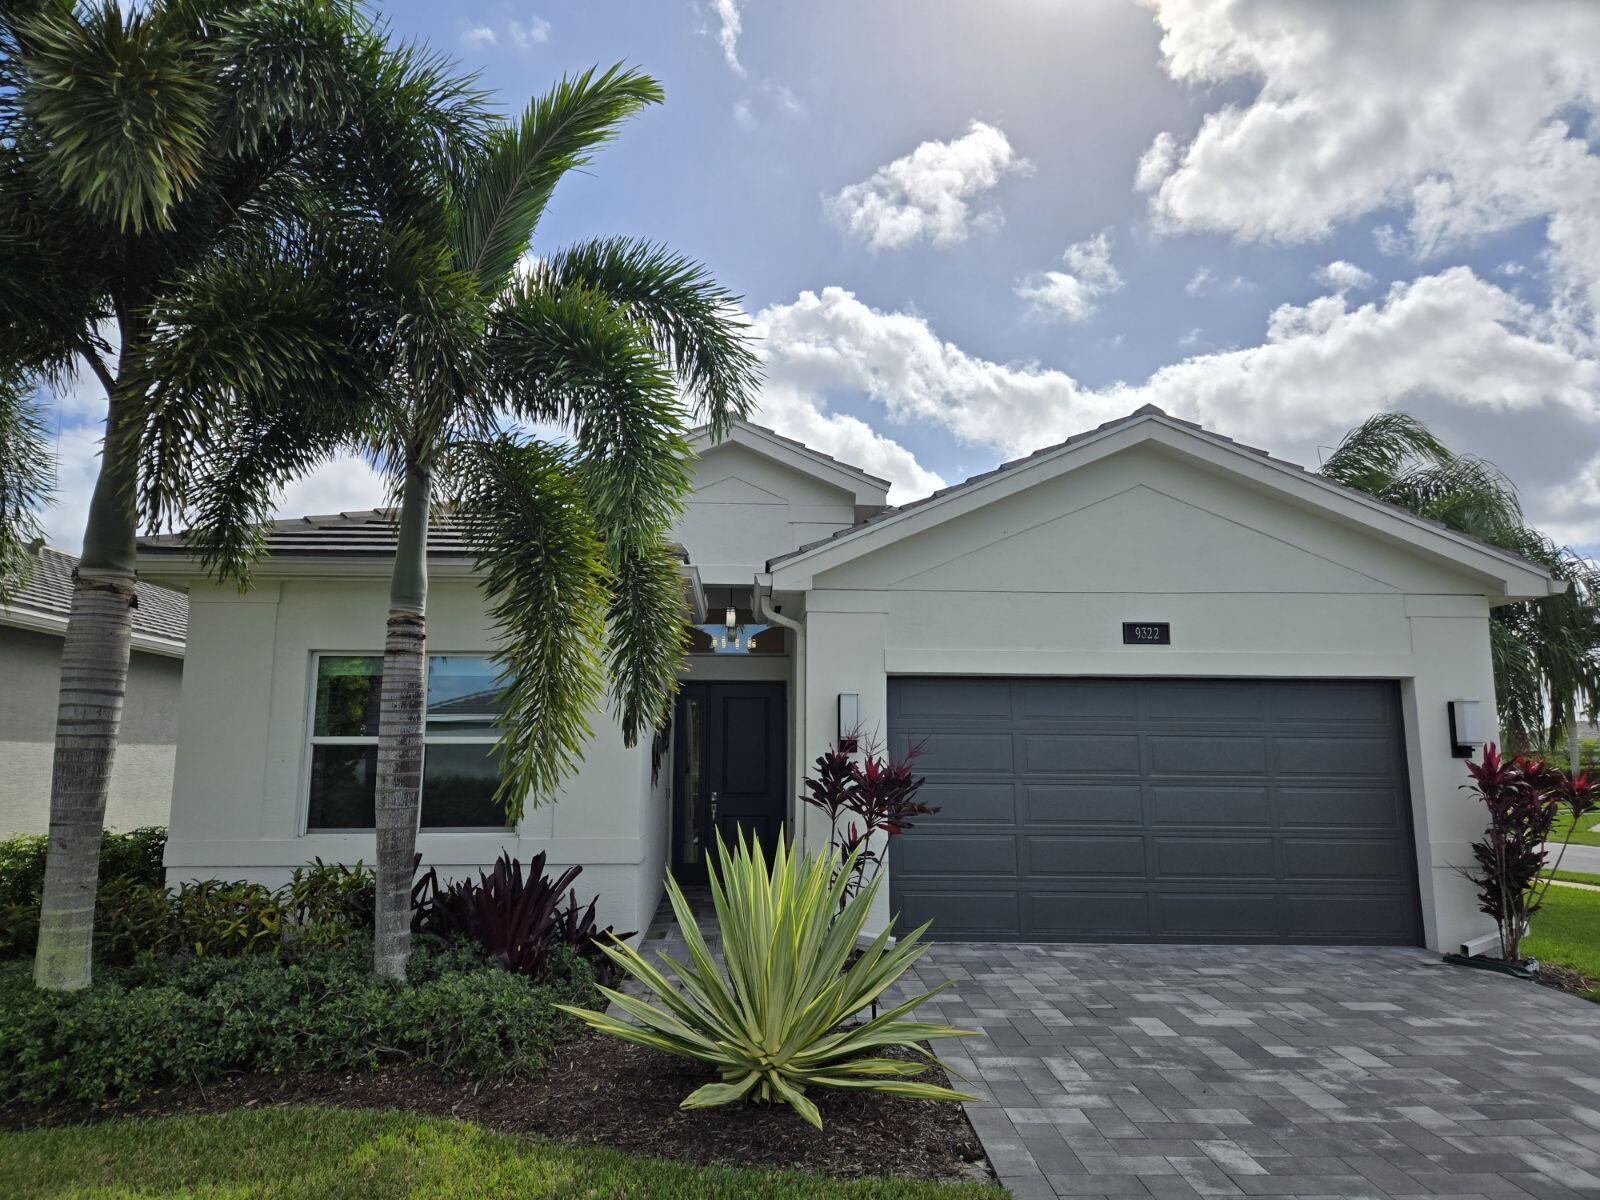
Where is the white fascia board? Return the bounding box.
[0,605,185,658]
[690,424,890,505]
[768,414,1560,600]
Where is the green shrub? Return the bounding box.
[0,827,169,958]
[1,848,376,963]
[0,936,597,1107]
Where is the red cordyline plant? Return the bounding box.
[801,736,938,906]
[1463,743,1596,963]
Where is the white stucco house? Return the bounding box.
[137,408,1560,953]
[1,544,186,835]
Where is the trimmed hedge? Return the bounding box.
[0,936,598,1107]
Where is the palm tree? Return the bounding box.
[1319,413,1600,749]
[1,0,487,990]
[184,66,759,979]
[0,374,53,598]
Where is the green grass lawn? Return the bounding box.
[1526,883,1600,979]
[1545,868,1600,888]
[0,1107,1003,1200]
[1549,806,1600,848]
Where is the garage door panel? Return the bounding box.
[1154,836,1276,878]
[890,678,1420,946]
[895,678,1012,718]
[1026,784,1143,824]
[1021,680,1138,719]
[1276,736,1394,776]
[920,782,1016,823]
[1282,837,1407,879]
[1143,681,1267,722]
[895,889,1019,935]
[897,834,1017,877]
[1286,894,1415,938]
[1268,681,1391,722]
[905,731,1014,772]
[1023,734,1139,774]
[1152,786,1270,827]
[1277,787,1402,828]
[1155,892,1281,937]
[1029,835,1146,877]
[1148,735,1268,776]
[1030,892,1151,937]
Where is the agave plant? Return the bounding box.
[557,830,975,1129]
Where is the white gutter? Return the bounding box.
[756,577,806,848]
[0,606,185,659]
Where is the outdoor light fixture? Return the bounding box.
[694,600,769,656]
[1448,698,1484,758]
[838,693,859,752]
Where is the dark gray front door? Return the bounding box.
[672,681,786,881]
[888,678,1421,945]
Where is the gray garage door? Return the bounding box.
[888,678,1421,945]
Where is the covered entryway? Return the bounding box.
[888,677,1421,944]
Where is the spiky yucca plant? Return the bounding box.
[557,831,975,1129]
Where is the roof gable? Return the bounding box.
[766,407,1559,602]
[689,421,890,506]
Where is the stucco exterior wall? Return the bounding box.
[163,575,660,936]
[782,445,1507,952]
[676,441,861,585]
[0,625,181,835]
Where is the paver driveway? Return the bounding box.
[896,943,1600,1199]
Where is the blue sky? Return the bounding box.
[41,0,1600,556]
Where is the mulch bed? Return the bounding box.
[1,1030,995,1184]
[1535,962,1600,999]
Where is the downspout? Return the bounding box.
[757,580,806,848]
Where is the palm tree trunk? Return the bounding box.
[33,393,140,991]
[374,460,430,980]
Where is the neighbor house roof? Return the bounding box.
[765,405,1561,601]
[2,544,187,656]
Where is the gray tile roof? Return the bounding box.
[140,509,479,559]
[4,545,187,645]
[138,509,690,564]
[765,404,1555,577]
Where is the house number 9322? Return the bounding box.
[1122,622,1171,645]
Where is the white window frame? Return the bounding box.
[302,650,513,834]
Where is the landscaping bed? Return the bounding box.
[0,1106,1003,1200]
[2,1029,992,1184]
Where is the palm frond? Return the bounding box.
[605,539,689,746]
[0,368,54,600]
[18,1,214,232]
[1318,411,1454,494]
[536,237,760,435]
[452,436,610,818]
[451,64,663,293]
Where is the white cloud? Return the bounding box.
[1138,0,1600,327]
[1135,131,1178,193]
[753,270,1600,537]
[1313,260,1376,292]
[732,100,755,131]
[507,15,550,51]
[274,455,388,519]
[709,0,745,76]
[824,121,1031,252]
[459,14,547,54]
[1016,230,1123,323]
[1185,266,1252,297]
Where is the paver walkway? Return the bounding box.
[894,942,1600,1199]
